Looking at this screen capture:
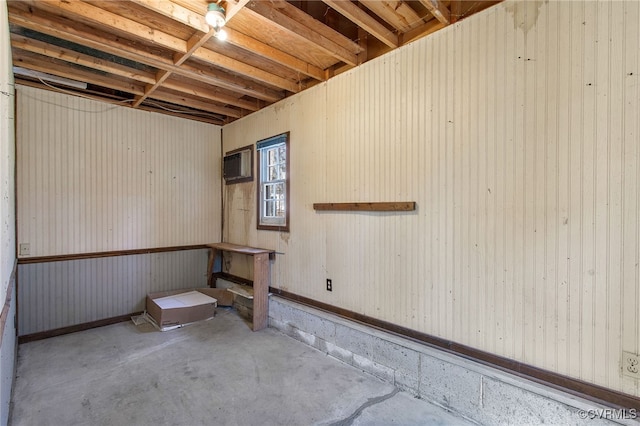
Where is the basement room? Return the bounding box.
[0,0,639,424]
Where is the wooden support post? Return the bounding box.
[252,252,270,331]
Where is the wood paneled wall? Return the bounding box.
[0,0,15,311]
[17,249,209,336]
[15,86,221,335]
[222,0,640,397]
[0,0,16,423]
[16,85,221,257]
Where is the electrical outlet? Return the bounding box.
[19,243,30,256]
[622,351,640,379]
[326,279,332,292]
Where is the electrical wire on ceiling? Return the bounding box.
[29,77,135,113]
[142,99,225,121]
[24,76,224,121]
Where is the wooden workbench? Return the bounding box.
[206,243,275,331]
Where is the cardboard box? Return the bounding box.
[146,288,215,330]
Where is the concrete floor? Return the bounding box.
[10,308,473,426]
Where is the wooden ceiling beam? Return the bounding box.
[12,50,146,96]
[175,28,216,66]
[359,0,425,33]
[222,0,251,22]
[192,48,302,93]
[129,0,210,33]
[14,77,225,125]
[11,33,258,112]
[321,0,398,49]
[149,90,244,118]
[24,1,298,94]
[224,28,325,82]
[136,104,225,125]
[132,0,324,82]
[418,0,451,25]
[135,28,216,108]
[8,5,284,103]
[10,34,157,85]
[8,4,175,68]
[13,50,242,121]
[245,2,358,67]
[36,0,187,52]
[162,79,259,111]
[130,0,313,88]
[266,0,362,54]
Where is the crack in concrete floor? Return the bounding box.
[330,387,401,426]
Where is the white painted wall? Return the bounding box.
[0,0,16,423]
[16,86,222,257]
[222,0,640,397]
[0,0,14,311]
[15,87,222,337]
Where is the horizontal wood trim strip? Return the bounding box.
[18,312,143,344]
[0,260,17,348]
[212,272,254,288]
[207,243,275,255]
[269,288,640,411]
[17,245,210,264]
[313,202,416,211]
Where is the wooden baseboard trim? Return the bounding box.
[18,312,142,344]
[269,288,640,411]
[17,245,210,264]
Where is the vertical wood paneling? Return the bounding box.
[17,249,210,336]
[0,2,17,423]
[0,0,15,307]
[16,86,221,256]
[620,0,640,398]
[222,0,640,396]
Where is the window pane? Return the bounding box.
[268,165,277,181]
[265,200,275,217]
[275,182,284,196]
[265,183,284,201]
[257,135,288,230]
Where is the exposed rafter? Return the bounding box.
[7,0,500,124]
[419,0,451,25]
[321,0,398,49]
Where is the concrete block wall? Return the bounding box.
[269,297,633,425]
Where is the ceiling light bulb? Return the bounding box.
[206,3,226,28]
[215,28,228,41]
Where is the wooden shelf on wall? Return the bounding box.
[312,202,416,212]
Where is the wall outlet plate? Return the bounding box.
[622,351,640,379]
[19,243,30,256]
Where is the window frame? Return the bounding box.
[256,132,290,232]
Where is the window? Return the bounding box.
[256,132,289,231]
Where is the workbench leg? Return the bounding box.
[252,252,270,331]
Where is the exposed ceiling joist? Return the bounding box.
[419,0,451,25]
[321,0,398,49]
[7,0,500,124]
[245,1,359,67]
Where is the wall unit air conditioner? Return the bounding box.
[223,147,252,183]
